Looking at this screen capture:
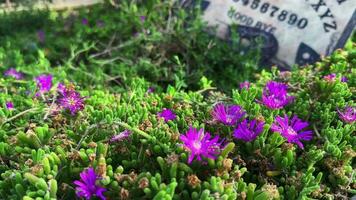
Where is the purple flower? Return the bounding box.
[58,90,85,115]
[341,76,348,83]
[259,81,294,110]
[140,16,146,22]
[180,127,222,164]
[96,20,105,28]
[133,32,139,37]
[233,119,264,142]
[211,103,245,126]
[337,106,355,124]
[110,130,132,142]
[5,101,14,110]
[147,87,155,94]
[4,68,24,80]
[271,115,313,149]
[82,18,89,25]
[73,167,106,200]
[37,30,45,43]
[57,83,66,95]
[35,74,53,93]
[239,81,250,89]
[158,108,176,122]
[323,73,336,82]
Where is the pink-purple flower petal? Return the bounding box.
[4,68,24,80]
[239,81,250,90]
[323,73,336,82]
[58,90,85,115]
[212,103,245,126]
[233,119,264,142]
[337,106,355,124]
[74,167,106,200]
[5,101,14,110]
[271,114,313,149]
[180,127,222,164]
[259,81,294,110]
[340,76,348,82]
[35,74,53,93]
[158,108,176,122]
[110,130,132,142]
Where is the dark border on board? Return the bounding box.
[187,0,356,54]
[333,10,356,52]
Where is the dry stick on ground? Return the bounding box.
[75,123,103,150]
[67,61,122,87]
[66,43,113,81]
[68,42,97,63]
[113,121,167,147]
[75,120,155,151]
[165,1,174,33]
[196,87,217,94]
[5,0,11,7]
[43,93,58,120]
[312,124,322,139]
[106,33,117,57]
[89,36,157,59]
[1,108,42,126]
[89,39,138,58]
[91,55,133,66]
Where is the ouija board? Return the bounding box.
[182,0,356,68]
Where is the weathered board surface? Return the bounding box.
[186,0,356,68]
[0,0,102,12]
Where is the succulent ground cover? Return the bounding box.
[0,1,355,200]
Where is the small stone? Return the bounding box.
[256,115,265,122]
[240,191,246,200]
[145,149,152,157]
[281,143,294,151]
[261,183,280,200]
[171,132,180,142]
[151,101,158,107]
[114,174,126,182]
[25,159,33,166]
[68,151,81,161]
[88,153,96,162]
[138,177,149,189]
[187,174,201,188]
[165,153,179,164]
[31,164,43,175]
[164,95,173,101]
[279,71,292,79]
[120,188,130,200]
[87,142,97,148]
[129,171,137,183]
[139,119,152,131]
[29,123,37,129]
[97,163,107,177]
[222,158,233,171]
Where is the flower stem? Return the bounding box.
[196,87,216,94]
[115,121,153,141]
[1,107,41,126]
